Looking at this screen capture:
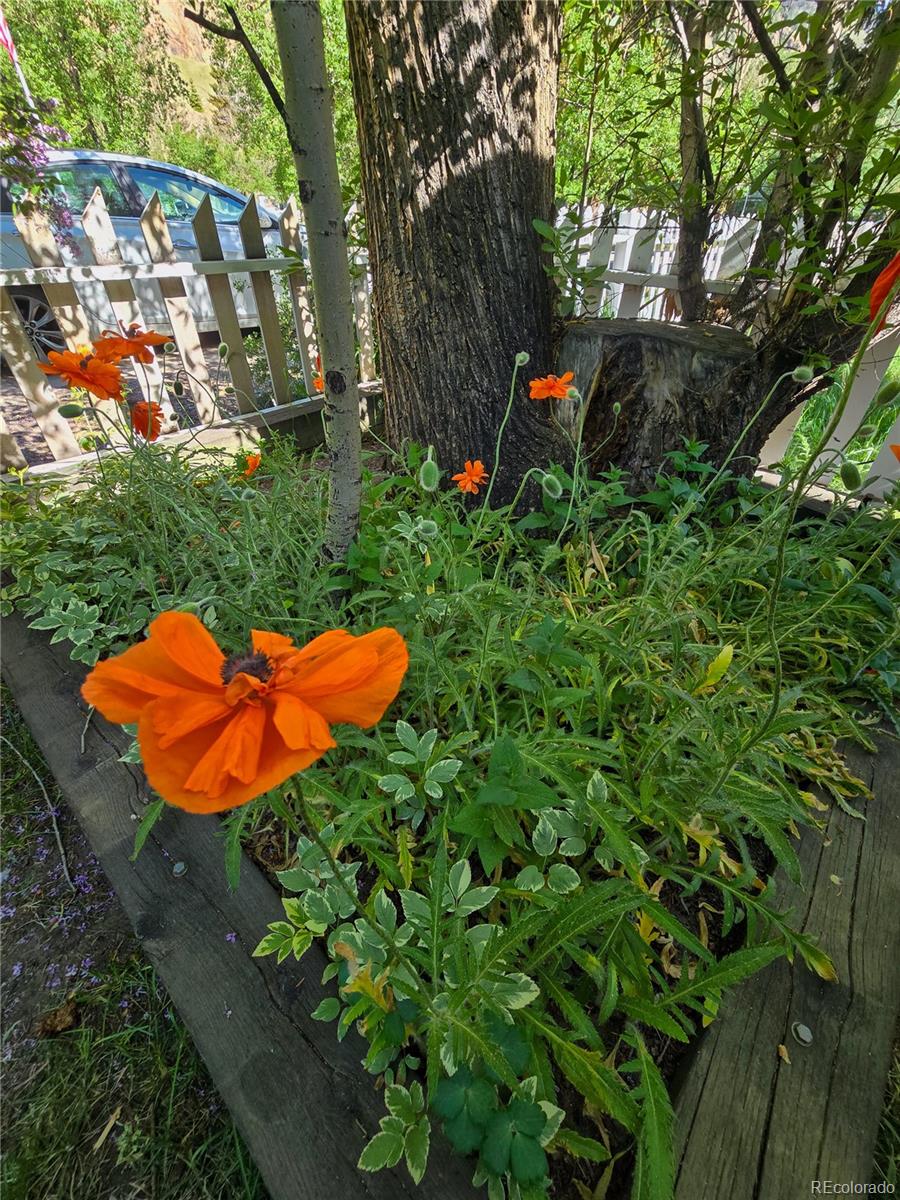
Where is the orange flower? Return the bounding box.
[130,400,163,442]
[870,252,900,332]
[93,325,169,365]
[890,444,900,464]
[242,452,261,478]
[82,612,409,813]
[313,354,325,393]
[529,371,574,400]
[38,350,122,402]
[452,459,489,494]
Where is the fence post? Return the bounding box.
[0,409,28,471]
[352,247,375,382]
[12,208,95,348]
[0,287,82,461]
[278,197,318,395]
[191,196,258,413]
[862,412,900,498]
[239,198,291,406]
[615,209,660,318]
[139,194,220,424]
[582,209,615,318]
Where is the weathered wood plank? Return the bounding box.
[191,196,258,414]
[0,610,478,1200]
[0,287,82,461]
[673,735,900,1199]
[0,409,28,471]
[139,193,220,424]
[278,197,318,396]
[239,198,290,406]
[12,206,95,348]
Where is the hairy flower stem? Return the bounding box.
[475,358,523,531]
[712,280,900,797]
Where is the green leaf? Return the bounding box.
[510,1132,548,1183]
[694,644,734,693]
[404,1118,430,1184]
[515,865,545,892]
[554,1128,611,1163]
[311,997,341,1022]
[658,943,784,1009]
[395,720,420,754]
[618,997,689,1042]
[482,972,540,1009]
[131,798,165,861]
[449,858,472,900]
[385,1084,419,1124]
[532,814,558,856]
[547,863,581,893]
[358,1130,405,1171]
[457,885,498,916]
[633,1035,675,1200]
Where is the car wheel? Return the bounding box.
[11,289,66,359]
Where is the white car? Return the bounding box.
[1,150,287,354]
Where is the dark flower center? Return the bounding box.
[221,651,273,685]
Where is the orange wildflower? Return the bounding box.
[130,400,163,442]
[38,350,122,402]
[242,451,261,478]
[82,612,409,813]
[93,325,169,365]
[870,251,900,332]
[452,459,489,494]
[529,371,574,401]
[313,354,325,393]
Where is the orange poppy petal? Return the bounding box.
[137,707,322,813]
[148,692,232,749]
[559,371,574,385]
[272,692,336,750]
[296,627,408,727]
[251,629,296,659]
[182,702,266,796]
[292,629,355,665]
[81,658,188,724]
[148,612,226,687]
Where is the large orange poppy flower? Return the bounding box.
[529,371,574,401]
[93,325,169,365]
[38,350,122,402]
[82,612,409,813]
[870,251,900,333]
[452,459,489,494]
[130,400,163,441]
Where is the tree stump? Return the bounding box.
[557,318,762,491]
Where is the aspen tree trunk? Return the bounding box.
[345,0,568,504]
[270,0,361,559]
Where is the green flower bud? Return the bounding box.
[223,385,235,396]
[515,351,530,366]
[541,472,564,500]
[79,435,95,450]
[218,342,230,359]
[418,459,441,492]
[792,365,814,383]
[566,386,580,401]
[612,401,622,415]
[418,519,439,538]
[872,377,900,408]
[858,424,875,439]
[172,379,185,397]
[840,462,862,491]
[58,402,84,418]
[163,341,175,354]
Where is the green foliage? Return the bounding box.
[3,423,897,1199]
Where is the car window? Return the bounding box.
[128,165,246,224]
[50,162,133,217]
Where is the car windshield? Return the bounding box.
[128,165,247,224]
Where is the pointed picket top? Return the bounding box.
[279,195,317,393]
[239,194,290,405]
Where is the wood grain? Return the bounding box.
[1,611,478,1200]
[673,736,900,1199]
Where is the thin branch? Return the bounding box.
[183,2,287,125]
[1,734,75,893]
[739,0,792,93]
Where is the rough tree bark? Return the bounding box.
[345,0,569,502]
[270,0,362,558]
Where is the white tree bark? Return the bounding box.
[270,0,361,559]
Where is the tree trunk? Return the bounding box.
[271,0,362,559]
[345,0,569,502]
[559,319,764,490]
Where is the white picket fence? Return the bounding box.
[0,187,375,472]
[1,196,897,498]
[562,205,900,498]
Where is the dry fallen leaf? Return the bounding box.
[92,1105,122,1152]
[34,998,78,1037]
[777,1044,791,1065]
